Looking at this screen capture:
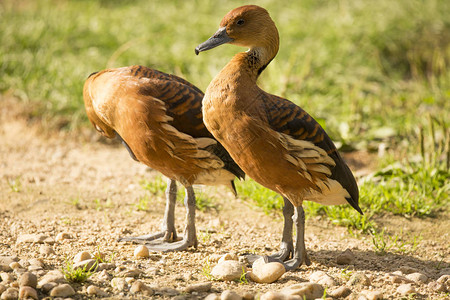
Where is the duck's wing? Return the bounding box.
[263,93,361,213]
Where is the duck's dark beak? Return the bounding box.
[195,27,233,55]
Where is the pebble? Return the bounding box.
[17,234,54,244]
[405,272,428,284]
[218,253,238,264]
[399,266,420,274]
[134,245,149,258]
[97,262,115,271]
[260,291,300,300]
[19,272,37,288]
[309,271,336,287]
[50,283,76,297]
[38,270,66,286]
[0,265,11,273]
[336,249,355,265]
[241,291,254,300]
[0,257,18,266]
[87,285,108,296]
[250,259,285,283]
[348,272,371,286]
[211,260,247,281]
[111,277,128,291]
[55,232,72,241]
[41,282,58,293]
[387,274,411,284]
[221,289,242,300]
[0,273,14,284]
[74,259,97,271]
[397,283,416,295]
[130,280,154,295]
[9,262,21,270]
[18,286,38,300]
[281,282,324,300]
[73,251,91,263]
[360,290,383,300]
[205,293,219,300]
[184,282,212,293]
[0,288,18,300]
[0,285,5,294]
[437,274,450,288]
[117,267,143,278]
[328,286,352,298]
[428,281,446,292]
[39,245,55,256]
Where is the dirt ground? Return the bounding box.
[0,99,449,299]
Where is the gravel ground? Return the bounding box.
[1,99,449,299]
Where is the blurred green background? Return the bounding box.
[1,0,449,234]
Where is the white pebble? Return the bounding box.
[56,232,73,241]
[87,285,108,296]
[281,282,324,299]
[39,245,55,256]
[221,289,242,300]
[18,286,38,300]
[309,270,337,287]
[211,260,247,281]
[405,272,428,284]
[134,245,149,258]
[250,259,285,283]
[73,251,92,263]
[361,290,383,300]
[397,283,416,295]
[50,284,76,297]
[218,253,238,264]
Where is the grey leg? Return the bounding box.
[144,185,197,252]
[118,178,178,243]
[266,197,294,262]
[283,205,311,271]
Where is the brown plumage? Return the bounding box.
[196,5,362,270]
[83,65,244,251]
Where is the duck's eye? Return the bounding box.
[237,19,245,26]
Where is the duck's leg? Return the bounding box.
[265,197,294,262]
[145,185,197,251]
[282,205,311,271]
[118,178,178,243]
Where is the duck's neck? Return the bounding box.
[226,42,279,82]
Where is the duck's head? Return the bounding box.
[195,5,279,56]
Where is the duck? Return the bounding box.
[195,5,362,270]
[83,65,244,251]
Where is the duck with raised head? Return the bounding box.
[195,5,362,270]
[83,65,244,251]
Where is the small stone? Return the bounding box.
[399,266,420,275]
[348,272,371,286]
[55,232,72,241]
[328,286,352,298]
[428,281,446,292]
[0,285,5,294]
[0,257,18,266]
[0,273,14,284]
[437,274,450,287]
[211,260,247,281]
[39,245,55,256]
[73,259,97,271]
[336,249,355,265]
[0,265,11,273]
[19,272,37,288]
[38,270,66,286]
[134,245,149,258]
[260,291,293,300]
[41,282,58,293]
[130,280,153,295]
[19,286,38,300]
[241,291,254,300]
[17,234,54,244]
[360,290,383,300]
[184,282,212,293]
[221,289,242,300]
[1,288,18,300]
[218,253,238,264]
[250,260,285,283]
[50,284,76,297]
[281,283,324,300]
[86,285,108,296]
[309,271,336,287]
[117,268,143,278]
[405,272,428,284]
[97,263,115,271]
[205,293,219,300]
[387,274,411,284]
[160,287,180,296]
[28,259,43,267]
[111,277,128,291]
[73,251,91,263]
[9,262,21,270]
[397,284,416,295]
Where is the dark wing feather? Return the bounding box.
[264,94,361,214]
